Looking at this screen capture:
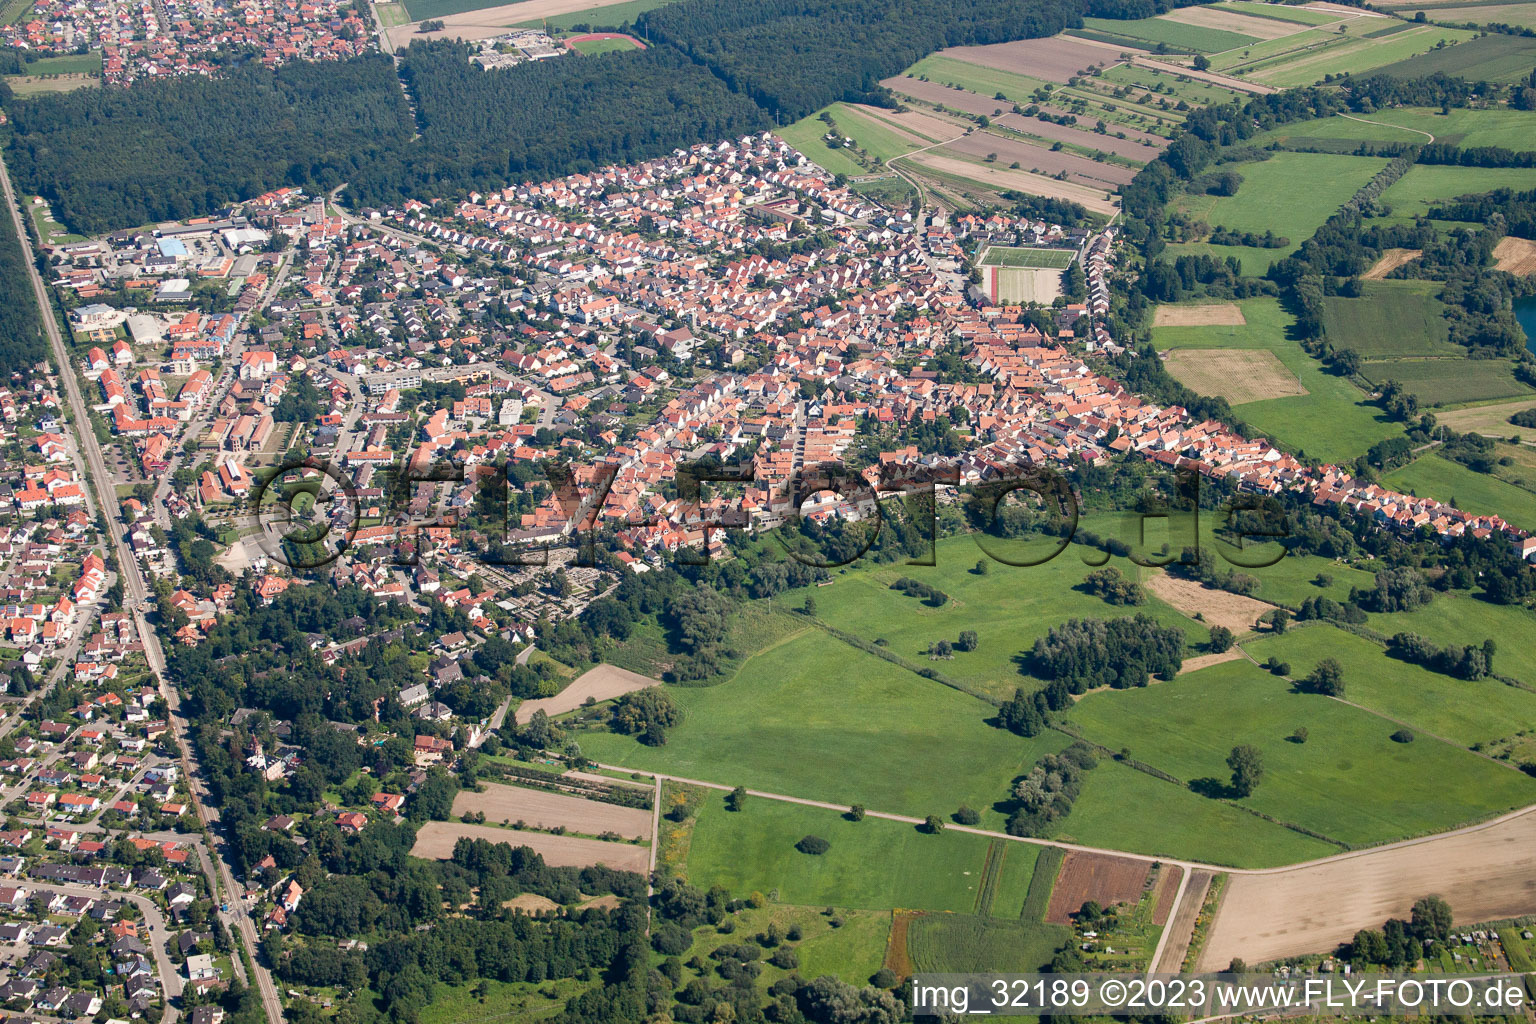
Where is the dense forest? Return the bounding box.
[347,42,766,208]
[8,0,1207,235]
[6,55,413,235]
[0,188,45,375]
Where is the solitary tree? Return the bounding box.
[956,630,979,652]
[1227,744,1265,797]
[1207,626,1235,653]
[846,804,865,822]
[726,786,747,812]
[922,815,944,834]
[1303,658,1345,697]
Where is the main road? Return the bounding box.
[0,152,287,1024]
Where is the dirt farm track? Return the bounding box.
[1200,806,1536,968]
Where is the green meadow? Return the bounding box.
[579,628,1069,828]
[1154,296,1405,464]
[1168,152,1389,273]
[1064,658,1536,846]
[684,794,1041,913]
[769,531,1209,701]
[1245,624,1536,748]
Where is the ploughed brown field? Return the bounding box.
[943,36,1141,82]
[1045,851,1150,924]
[994,112,1165,162]
[452,781,654,839]
[1200,808,1536,968]
[412,820,650,871]
[941,132,1138,188]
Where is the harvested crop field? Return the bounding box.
[995,112,1163,162]
[1153,303,1246,327]
[504,893,560,914]
[452,781,653,839]
[515,663,659,724]
[905,153,1120,215]
[1154,869,1214,972]
[1200,807,1536,969]
[1162,347,1307,405]
[1145,573,1279,634]
[1130,55,1277,94]
[412,820,650,870]
[1159,5,1300,40]
[1152,865,1185,926]
[1177,650,1247,676]
[1045,851,1150,924]
[1363,248,1422,279]
[943,35,1137,81]
[1493,236,1536,276]
[852,104,963,144]
[393,0,644,43]
[1435,397,1536,437]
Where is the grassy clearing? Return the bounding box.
[1154,296,1405,464]
[1259,106,1536,150]
[1321,280,1459,359]
[1366,592,1536,689]
[1065,658,1536,847]
[674,902,890,993]
[1371,31,1536,81]
[1169,151,1388,273]
[906,913,1070,972]
[1244,624,1536,748]
[684,794,1038,913]
[1076,15,1260,52]
[1383,452,1536,531]
[1059,757,1340,866]
[1360,357,1533,407]
[578,629,1070,828]
[768,530,1210,702]
[419,976,587,1024]
[778,113,869,178]
[1379,165,1536,224]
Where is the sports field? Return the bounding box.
[979,246,1076,269]
[1153,297,1405,464]
[1064,658,1536,847]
